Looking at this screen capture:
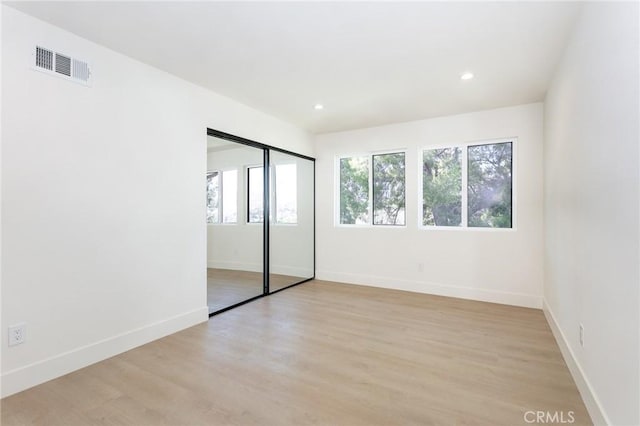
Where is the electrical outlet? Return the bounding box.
[418,262,424,273]
[8,323,26,346]
[579,323,584,347]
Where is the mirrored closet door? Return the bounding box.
[206,134,265,314]
[269,151,315,292]
[206,129,315,315]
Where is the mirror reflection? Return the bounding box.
[206,136,264,314]
[269,151,315,291]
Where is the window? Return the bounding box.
[203,169,236,224]
[206,171,220,224]
[422,147,462,227]
[421,141,513,229]
[274,163,297,224]
[207,169,237,224]
[338,152,405,226]
[246,164,298,224]
[467,142,513,228]
[373,153,406,225]
[247,166,264,223]
[221,170,238,223]
[339,156,369,225]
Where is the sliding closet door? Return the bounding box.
[269,151,314,292]
[206,135,264,314]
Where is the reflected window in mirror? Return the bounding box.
[247,166,264,223]
[222,170,238,223]
[207,169,238,224]
[274,163,297,224]
[206,171,220,224]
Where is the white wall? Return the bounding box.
[1,5,312,397]
[543,3,639,425]
[315,103,544,308]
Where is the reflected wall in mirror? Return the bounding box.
[207,135,264,314]
[269,151,315,292]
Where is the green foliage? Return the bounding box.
[373,153,405,225]
[467,142,512,228]
[340,144,512,229]
[339,157,369,224]
[422,148,462,226]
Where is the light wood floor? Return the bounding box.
[1,280,591,425]
[207,268,307,313]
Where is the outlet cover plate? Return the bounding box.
[8,323,26,346]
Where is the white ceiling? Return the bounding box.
[8,1,582,134]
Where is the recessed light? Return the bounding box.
[314,104,324,110]
[461,72,474,80]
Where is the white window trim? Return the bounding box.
[335,149,408,228]
[417,137,517,231]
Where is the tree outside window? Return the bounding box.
[339,152,406,226]
[422,148,462,227]
[467,142,512,228]
[339,157,369,225]
[421,141,513,229]
[373,153,406,226]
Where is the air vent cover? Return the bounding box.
[54,53,71,76]
[33,45,91,86]
[35,47,53,71]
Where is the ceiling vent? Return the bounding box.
[33,46,92,86]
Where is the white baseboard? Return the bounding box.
[207,261,312,278]
[543,300,609,425]
[270,265,314,278]
[315,270,542,309]
[207,260,262,272]
[1,306,209,398]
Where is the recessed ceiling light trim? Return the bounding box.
[460,72,474,80]
[314,103,324,110]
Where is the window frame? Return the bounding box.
[335,149,407,228]
[417,138,517,231]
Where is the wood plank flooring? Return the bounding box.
[207,268,263,313]
[2,280,591,425]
